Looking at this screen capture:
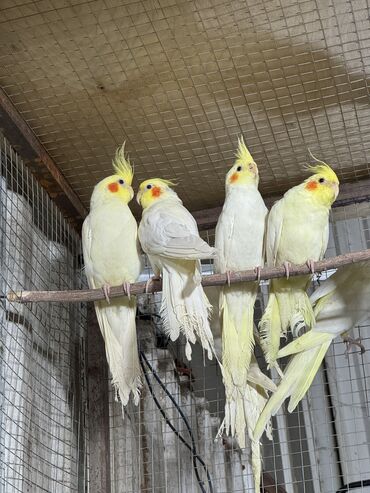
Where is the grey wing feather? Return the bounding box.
[144,211,216,260]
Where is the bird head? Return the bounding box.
[303,153,339,207]
[226,136,259,189]
[137,178,177,209]
[90,143,134,208]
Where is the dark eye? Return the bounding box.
[146,184,152,189]
[318,177,325,183]
[236,166,242,172]
[118,179,124,185]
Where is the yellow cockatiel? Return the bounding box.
[259,158,339,367]
[82,144,142,407]
[254,260,370,441]
[137,179,216,360]
[214,137,273,492]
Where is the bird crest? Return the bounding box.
[112,142,134,185]
[140,178,177,189]
[306,150,339,184]
[235,135,254,165]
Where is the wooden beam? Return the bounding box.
[0,86,87,229]
[86,305,111,492]
[193,178,370,231]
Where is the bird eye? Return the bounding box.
[146,184,152,189]
[318,177,325,183]
[236,166,242,172]
[118,179,124,185]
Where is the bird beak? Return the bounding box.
[136,189,143,205]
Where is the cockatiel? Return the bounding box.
[214,137,272,491]
[254,260,370,440]
[137,179,216,360]
[82,144,142,407]
[259,158,339,367]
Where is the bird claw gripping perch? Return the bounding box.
[306,259,315,274]
[343,335,366,356]
[254,266,262,282]
[283,261,291,279]
[102,284,111,303]
[145,275,161,294]
[122,281,131,300]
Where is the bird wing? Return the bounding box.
[81,215,96,289]
[214,210,234,273]
[319,222,329,260]
[142,206,215,260]
[265,199,284,267]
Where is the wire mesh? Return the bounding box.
[105,201,370,493]
[1,135,370,492]
[0,134,88,493]
[0,0,369,212]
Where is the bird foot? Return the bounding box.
[254,265,261,282]
[226,270,232,287]
[306,259,315,275]
[283,261,291,279]
[102,284,111,303]
[145,275,161,294]
[122,281,131,300]
[343,335,366,356]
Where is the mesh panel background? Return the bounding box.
[0,0,369,213]
[0,135,88,492]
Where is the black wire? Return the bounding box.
[139,351,214,493]
[336,480,370,492]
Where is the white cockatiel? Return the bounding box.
[82,145,142,407]
[254,260,370,440]
[137,178,216,360]
[259,159,339,367]
[214,137,273,491]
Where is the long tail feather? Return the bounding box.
[287,340,331,412]
[160,260,215,360]
[254,333,332,440]
[259,277,316,366]
[277,330,333,359]
[259,292,282,366]
[218,285,273,490]
[95,298,142,406]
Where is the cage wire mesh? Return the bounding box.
[108,201,370,493]
[1,137,370,493]
[0,135,88,492]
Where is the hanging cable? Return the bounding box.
[139,350,214,493]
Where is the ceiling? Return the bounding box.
[0,0,369,215]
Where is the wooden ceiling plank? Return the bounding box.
[0,87,87,228]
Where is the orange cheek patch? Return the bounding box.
[108,182,119,193]
[305,180,318,191]
[230,172,238,183]
[151,186,162,198]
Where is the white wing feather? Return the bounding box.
[265,199,285,267]
[140,204,216,260]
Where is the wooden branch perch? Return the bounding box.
[6,249,370,304]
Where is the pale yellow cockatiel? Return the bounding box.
[259,158,339,367]
[82,144,142,407]
[214,137,273,491]
[254,260,370,440]
[137,179,216,360]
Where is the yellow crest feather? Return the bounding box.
[112,142,133,185]
[140,178,177,189]
[235,135,254,165]
[306,150,339,184]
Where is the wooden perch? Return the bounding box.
[6,249,370,304]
